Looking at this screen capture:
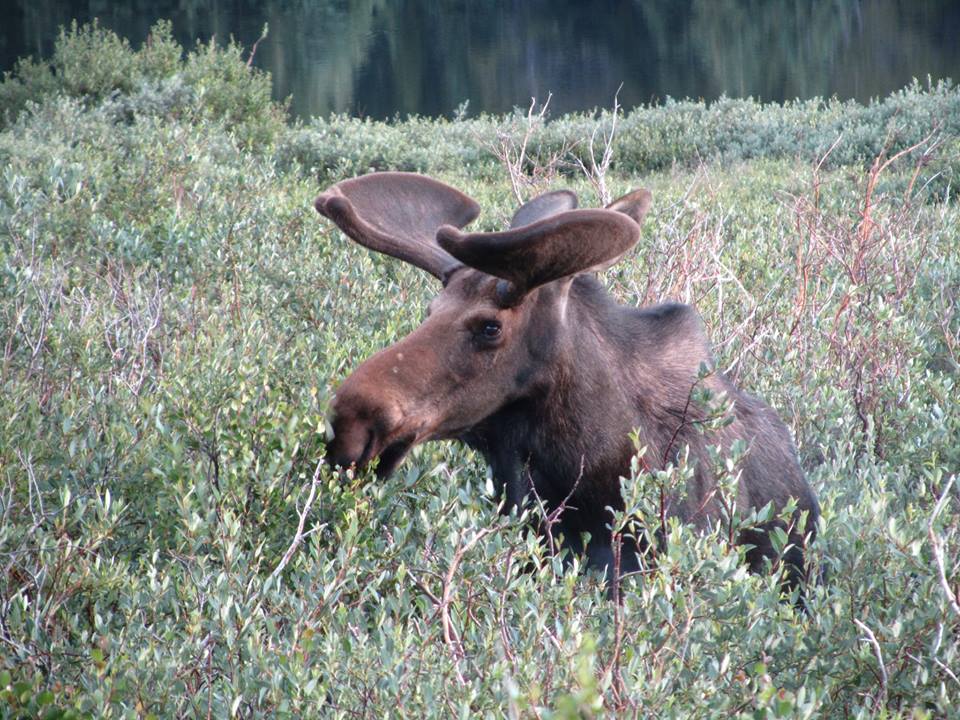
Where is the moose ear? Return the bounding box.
[510,189,578,229]
[314,172,480,279]
[606,188,653,227]
[437,208,640,299]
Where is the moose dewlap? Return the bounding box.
[316,171,819,589]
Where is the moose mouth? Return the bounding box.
[374,436,415,478]
[325,420,417,479]
[373,423,479,477]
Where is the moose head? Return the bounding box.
[316,172,818,586]
[318,172,649,478]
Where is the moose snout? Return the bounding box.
[325,337,439,476]
[325,412,377,470]
[324,380,416,477]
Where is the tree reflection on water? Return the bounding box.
[1,0,958,119]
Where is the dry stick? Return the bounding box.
[933,656,960,690]
[271,459,324,581]
[859,129,939,250]
[405,568,440,607]
[636,168,706,306]
[246,25,267,67]
[575,85,622,206]
[928,475,960,619]
[906,651,960,690]
[853,619,888,711]
[496,549,518,668]
[719,287,779,377]
[790,134,844,341]
[528,457,585,558]
[517,95,546,202]
[487,94,554,204]
[16,450,45,521]
[661,376,701,467]
[436,526,496,686]
[205,634,215,720]
[604,532,629,712]
[937,284,959,365]
[127,271,164,396]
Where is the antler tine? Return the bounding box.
[510,189,578,229]
[315,172,480,280]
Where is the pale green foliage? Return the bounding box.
[278,81,960,202]
[1,22,958,719]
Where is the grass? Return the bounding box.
[0,20,958,719]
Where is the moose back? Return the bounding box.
[317,172,819,586]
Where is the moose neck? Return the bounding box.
[465,276,642,514]
[465,274,716,516]
[539,277,644,480]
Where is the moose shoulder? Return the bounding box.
[317,172,819,590]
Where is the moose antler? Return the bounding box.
[605,188,652,226]
[315,172,480,279]
[437,208,641,299]
[509,189,578,228]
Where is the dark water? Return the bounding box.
[2,0,959,120]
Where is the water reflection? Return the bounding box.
[1,0,958,119]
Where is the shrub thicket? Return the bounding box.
[276,85,960,199]
[1,21,958,719]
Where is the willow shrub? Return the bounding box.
[1,21,958,719]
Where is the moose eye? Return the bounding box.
[479,320,502,340]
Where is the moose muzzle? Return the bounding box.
[324,337,437,477]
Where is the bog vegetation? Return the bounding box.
[0,21,958,719]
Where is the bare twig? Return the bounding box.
[528,456,585,557]
[477,95,572,204]
[436,526,496,685]
[661,371,714,467]
[247,24,268,67]
[603,530,632,712]
[787,132,943,460]
[16,450,46,521]
[933,656,960,689]
[859,130,940,246]
[575,85,622,206]
[102,264,166,396]
[906,652,960,690]
[928,475,960,619]
[854,618,888,710]
[271,459,324,581]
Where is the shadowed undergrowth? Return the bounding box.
[0,21,958,719]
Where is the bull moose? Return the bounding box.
[317,171,819,591]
